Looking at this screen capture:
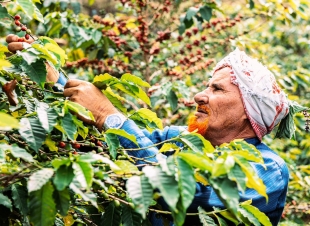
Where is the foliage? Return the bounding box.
[0,0,310,225]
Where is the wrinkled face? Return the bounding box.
[188,67,248,139]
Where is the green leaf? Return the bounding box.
[0,112,20,130]
[105,133,120,160]
[53,188,70,216]
[93,73,118,89]
[234,157,267,201]
[20,59,47,88]
[36,103,58,133]
[69,180,97,207]
[102,202,122,226]
[16,0,35,20]
[178,152,213,172]
[186,7,199,20]
[276,101,308,139]
[121,73,150,88]
[29,182,56,226]
[126,175,153,219]
[227,164,247,193]
[106,129,138,146]
[78,153,120,171]
[0,147,6,163]
[0,5,10,20]
[28,168,54,193]
[10,144,34,162]
[171,198,186,226]
[0,193,12,211]
[61,113,77,140]
[241,205,272,226]
[73,161,93,190]
[199,5,212,21]
[71,1,81,14]
[114,160,140,175]
[0,5,10,27]
[159,143,180,153]
[65,100,95,122]
[92,29,102,43]
[198,207,217,225]
[19,117,46,152]
[102,88,127,113]
[249,0,255,9]
[213,213,228,226]
[122,205,142,226]
[179,133,214,153]
[31,44,58,66]
[238,207,260,226]
[143,166,179,211]
[53,164,74,191]
[17,50,39,65]
[52,158,71,170]
[134,108,163,130]
[175,157,196,210]
[219,210,239,225]
[112,83,151,106]
[11,184,29,224]
[209,177,239,215]
[167,90,178,112]
[211,154,235,177]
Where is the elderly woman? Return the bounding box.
[6,35,305,225]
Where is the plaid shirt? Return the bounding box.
[119,120,289,226]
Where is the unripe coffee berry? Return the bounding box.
[16,27,22,32]
[26,29,31,34]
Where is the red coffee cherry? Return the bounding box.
[24,34,30,40]
[15,20,21,26]
[21,26,27,31]
[72,143,81,149]
[14,15,21,20]
[59,141,66,148]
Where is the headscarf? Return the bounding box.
[213,48,306,140]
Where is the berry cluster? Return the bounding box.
[65,58,129,75]
[13,15,31,40]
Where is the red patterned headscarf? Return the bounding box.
[213,48,291,140]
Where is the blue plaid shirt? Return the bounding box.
[119,120,289,226]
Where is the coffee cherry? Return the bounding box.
[24,34,30,40]
[72,143,80,149]
[73,213,78,219]
[14,15,21,20]
[97,147,103,153]
[113,200,120,207]
[0,134,5,139]
[16,27,21,32]
[26,29,31,34]
[21,26,27,31]
[15,20,21,26]
[59,141,66,148]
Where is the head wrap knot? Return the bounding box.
[213,48,305,140]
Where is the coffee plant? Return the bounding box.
[0,0,310,225]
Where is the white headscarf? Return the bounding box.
[213,48,290,140]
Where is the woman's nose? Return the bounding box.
[194,91,209,105]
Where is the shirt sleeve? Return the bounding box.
[118,119,186,164]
